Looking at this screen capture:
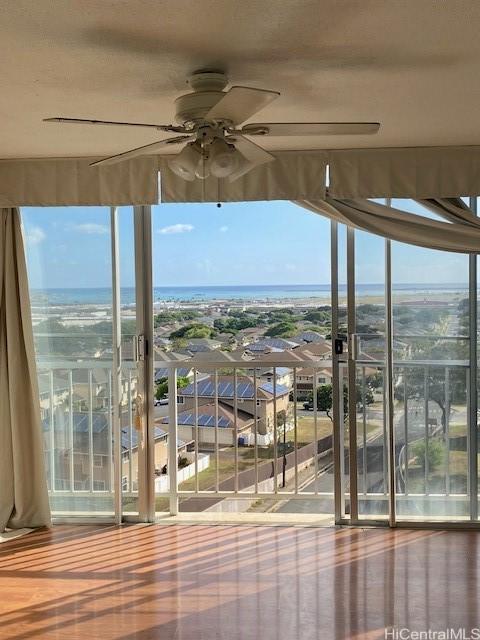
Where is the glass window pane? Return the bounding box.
[392,229,470,521]
[151,201,334,519]
[22,206,115,517]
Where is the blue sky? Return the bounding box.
[21,200,469,289]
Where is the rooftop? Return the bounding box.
[178,375,290,400]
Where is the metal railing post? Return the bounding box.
[469,196,478,521]
[385,237,396,527]
[347,225,359,521]
[331,220,344,521]
[168,367,179,515]
[110,206,122,523]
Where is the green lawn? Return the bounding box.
[175,417,334,493]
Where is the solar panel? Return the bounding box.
[262,382,272,395]
[217,382,227,397]
[155,367,168,380]
[170,412,233,428]
[259,381,290,396]
[203,381,215,396]
[238,382,253,398]
[180,383,194,395]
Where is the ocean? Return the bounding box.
[29,283,470,306]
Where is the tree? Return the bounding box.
[155,376,189,400]
[154,310,200,326]
[265,321,298,338]
[266,309,299,324]
[170,337,188,351]
[394,343,467,434]
[304,310,331,324]
[169,323,214,340]
[317,385,334,420]
[306,381,374,422]
[412,439,445,471]
[302,325,326,334]
[213,315,258,334]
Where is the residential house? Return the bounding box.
[161,401,254,446]
[177,375,290,436]
[296,368,333,399]
[292,330,327,344]
[245,337,298,355]
[293,341,332,359]
[121,426,191,491]
[257,366,293,389]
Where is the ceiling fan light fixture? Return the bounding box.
[209,138,240,178]
[194,151,210,179]
[168,142,201,181]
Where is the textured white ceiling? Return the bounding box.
[1,0,480,158]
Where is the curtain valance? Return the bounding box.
[158,150,327,203]
[297,197,480,253]
[0,156,158,206]
[2,145,480,206]
[328,146,480,199]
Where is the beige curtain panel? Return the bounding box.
[159,150,327,203]
[297,197,480,253]
[0,208,50,531]
[0,156,159,206]
[328,146,480,199]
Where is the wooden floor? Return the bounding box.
[0,524,479,640]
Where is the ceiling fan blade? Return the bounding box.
[241,122,381,136]
[90,136,194,167]
[206,86,280,125]
[227,135,275,182]
[44,117,184,132]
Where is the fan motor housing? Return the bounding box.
[174,91,225,125]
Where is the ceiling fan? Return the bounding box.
[44,70,380,182]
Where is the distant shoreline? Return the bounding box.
[30,283,470,307]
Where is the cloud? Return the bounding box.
[158,223,194,235]
[72,223,109,235]
[219,225,228,233]
[25,226,46,246]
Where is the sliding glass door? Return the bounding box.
[335,198,478,525]
[22,206,117,518]
[339,223,389,524]
[391,200,472,521]
[21,205,154,522]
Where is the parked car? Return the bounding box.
[303,401,314,411]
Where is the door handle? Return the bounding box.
[133,335,147,362]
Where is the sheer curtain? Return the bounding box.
[0,208,50,531]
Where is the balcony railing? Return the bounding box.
[161,359,334,516]
[34,334,474,520]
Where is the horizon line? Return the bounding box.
[31,282,471,290]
